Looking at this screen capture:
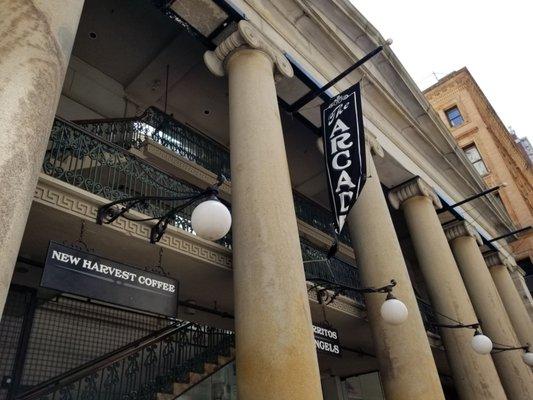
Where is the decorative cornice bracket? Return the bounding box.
[204,20,293,80]
[444,220,482,245]
[388,177,442,210]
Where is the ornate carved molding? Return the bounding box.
[204,20,293,80]
[388,177,443,210]
[444,220,482,245]
[34,174,233,269]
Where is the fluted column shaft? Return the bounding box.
[205,21,322,400]
[346,145,444,400]
[446,226,533,400]
[0,0,84,317]
[389,179,506,400]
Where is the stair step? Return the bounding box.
[157,393,175,400]
[172,382,190,396]
[157,351,236,400]
[170,372,206,395]
[204,362,218,374]
[218,355,232,364]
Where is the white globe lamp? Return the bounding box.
[380,294,408,325]
[522,351,533,366]
[471,332,493,355]
[191,198,231,241]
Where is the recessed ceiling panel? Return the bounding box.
[170,0,228,36]
[73,0,180,85]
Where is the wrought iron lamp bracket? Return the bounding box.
[96,175,227,244]
[492,343,530,354]
[308,278,397,306]
[432,322,480,330]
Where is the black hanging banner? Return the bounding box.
[321,82,366,234]
[41,242,178,317]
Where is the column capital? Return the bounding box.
[504,258,518,273]
[485,252,517,272]
[204,20,293,80]
[388,177,442,210]
[367,133,384,157]
[444,221,482,245]
[483,251,509,269]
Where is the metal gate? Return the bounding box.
[0,287,37,400]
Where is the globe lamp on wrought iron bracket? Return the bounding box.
[307,278,409,325]
[96,175,231,244]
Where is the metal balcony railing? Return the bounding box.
[44,117,233,248]
[42,119,354,287]
[300,239,364,305]
[293,192,351,244]
[76,108,351,245]
[76,107,231,180]
[417,298,440,335]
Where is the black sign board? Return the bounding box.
[41,242,178,317]
[313,324,341,357]
[321,82,366,234]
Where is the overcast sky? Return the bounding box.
[351,0,532,141]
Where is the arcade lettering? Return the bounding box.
[321,82,366,233]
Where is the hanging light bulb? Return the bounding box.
[380,293,408,325]
[191,197,231,241]
[471,330,493,355]
[522,351,533,366]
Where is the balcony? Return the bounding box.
[43,118,357,289]
[76,107,231,180]
[76,107,351,245]
[43,117,438,335]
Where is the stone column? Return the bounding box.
[509,265,533,321]
[346,139,444,400]
[0,0,84,316]
[445,222,533,400]
[389,178,506,400]
[485,252,533,349]
[204,21,323,400]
